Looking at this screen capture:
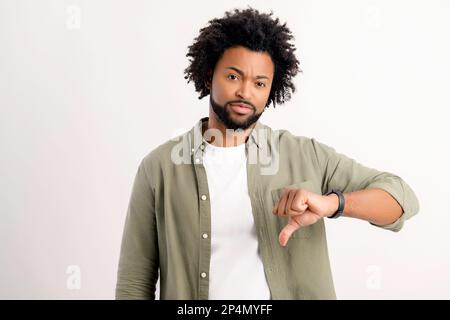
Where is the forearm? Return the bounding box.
[328,188,403,225]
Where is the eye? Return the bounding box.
[227,74,238,80]
[256,82,266,88]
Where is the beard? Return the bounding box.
[209,94,264,131]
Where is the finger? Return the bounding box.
[287,206,308,216]
[291,190,308,213]
[272,190,285,215]
[272,193,282,215]
[292,209,319,227]
[279,219,301,247]
[272,200,278,215]
[276,189,290,216]
[285,189,296,216]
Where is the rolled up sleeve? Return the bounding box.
[311,138,420,232]
[116,158,159,299]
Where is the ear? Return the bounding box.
[204,70,213,89]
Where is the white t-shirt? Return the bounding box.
[202,140,271,300]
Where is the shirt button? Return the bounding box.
[191,148,195,153]
[201,272,207,278]
[202,233,208,239]
[201,194,207,201]
[200,144,205,150]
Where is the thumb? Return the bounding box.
[279,220,300,247]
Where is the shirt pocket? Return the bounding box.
[270,180,316,239]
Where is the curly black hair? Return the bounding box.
[184,7,301,108]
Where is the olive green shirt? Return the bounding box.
[115,117,419,300]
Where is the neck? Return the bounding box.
[203,113,256,148]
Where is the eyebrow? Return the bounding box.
[225,66,270,80]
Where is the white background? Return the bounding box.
[1,0,449,299]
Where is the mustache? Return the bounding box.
[227,100,256,111]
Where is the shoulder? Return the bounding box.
[260,123,320,152]
[140,131,190,169]
[258,123,340,166]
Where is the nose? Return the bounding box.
[235,80,252,101]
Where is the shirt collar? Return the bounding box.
[190,117,263,153]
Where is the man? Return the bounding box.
[116,8,419,300]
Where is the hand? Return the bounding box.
[272,188,339,246]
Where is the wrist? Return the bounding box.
[325,190,345,219]
[325,193,339,218]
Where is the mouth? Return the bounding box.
[229,103,253,115]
